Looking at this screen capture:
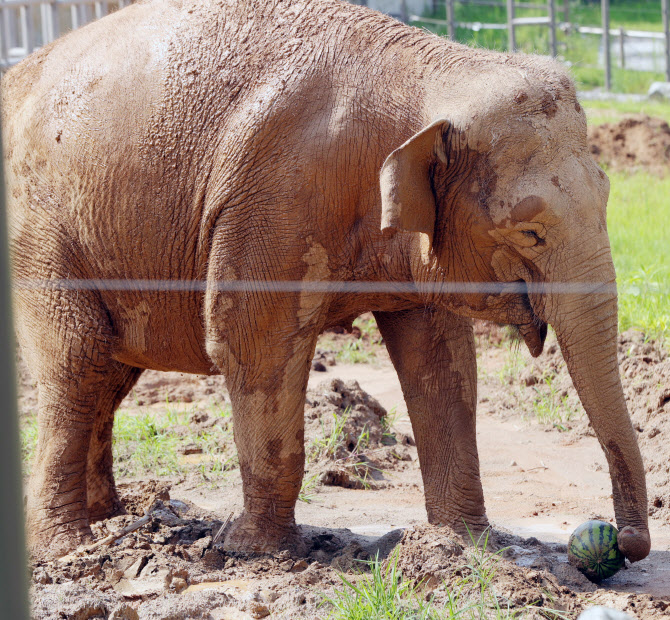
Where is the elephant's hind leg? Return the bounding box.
[87,363,144,522]
[20,289,119,559]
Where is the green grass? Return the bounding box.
[497,342,528,386]
[299,472,321,503]
[336,340,375,364]
[20,415,38,474]
[112,401,234,479]
[571,65,666,94]
[411,1,668,93]
[531,373,579,428]
[323,551,439,620]
[309,408,351,461]
[607,171,670,340]
[583,99,670,125]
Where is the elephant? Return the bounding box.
[2,0,650,562]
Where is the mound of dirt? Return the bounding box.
[391,524,670,618]
[587,115,670,175]
[390,524,588,616]
[304,378,414,490]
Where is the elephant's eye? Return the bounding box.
[521,230,545,246]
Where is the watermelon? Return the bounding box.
[567,520,625,582]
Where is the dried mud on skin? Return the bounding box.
[587,114,670,175]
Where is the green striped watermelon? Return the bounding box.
[567,520,625,582]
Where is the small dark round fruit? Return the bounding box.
[567,520,625,582]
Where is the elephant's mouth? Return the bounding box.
[515,283,547,357]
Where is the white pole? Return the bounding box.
[507,0,516,52]
[663,0,670,82]
[602,0,611,91]
[447,0,455,40]
[548,0,557,57]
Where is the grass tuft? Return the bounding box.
[323,551,437,620]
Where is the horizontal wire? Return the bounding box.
[9,278,645,296]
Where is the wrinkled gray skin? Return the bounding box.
[2,0,650,561]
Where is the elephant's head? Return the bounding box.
[380,68,650,562]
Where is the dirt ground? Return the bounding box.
[18,315,670,619]
[587,114,670,175]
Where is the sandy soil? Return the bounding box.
[19,318,670,619]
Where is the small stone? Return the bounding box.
[180,443,203,455]
[259,589,279,604]
[123,556,149,579]
[279,559,294,571]
[172,577,188,593]
[290,559,309,572]
[312,360,327,372]
[247,602,271,619]
[202,548,225,570]
[190,411,210,424]
[510,460,517,467]
[110,604,139,620]
[32,567,52,585]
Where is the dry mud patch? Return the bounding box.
[587,114,670,175]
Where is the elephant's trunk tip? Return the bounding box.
[618,525,651,563]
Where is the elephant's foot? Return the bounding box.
[28,515,93,560]
[427,510,490,544]
[88,492,126,523]
[87,472,126,523]
[223,512,307,556]
[618,526,651,563]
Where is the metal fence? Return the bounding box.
[410,0,670,90]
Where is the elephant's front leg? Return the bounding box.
[374,308,488,534]
[206,287,322,555]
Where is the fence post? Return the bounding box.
[507,0,515,52]
[619,27,625,69]
[663,0,670,82]
[400,0,408,23]
[447,0,455,40]
[602,0,611,91]
[548,0,557,57]
[1,6,10,67]
[0,112,30,620]
[50,0,59,40]
[20,6,34,56]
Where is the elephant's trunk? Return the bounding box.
[536,247,650,563]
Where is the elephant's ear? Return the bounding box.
[379,118,450,247]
